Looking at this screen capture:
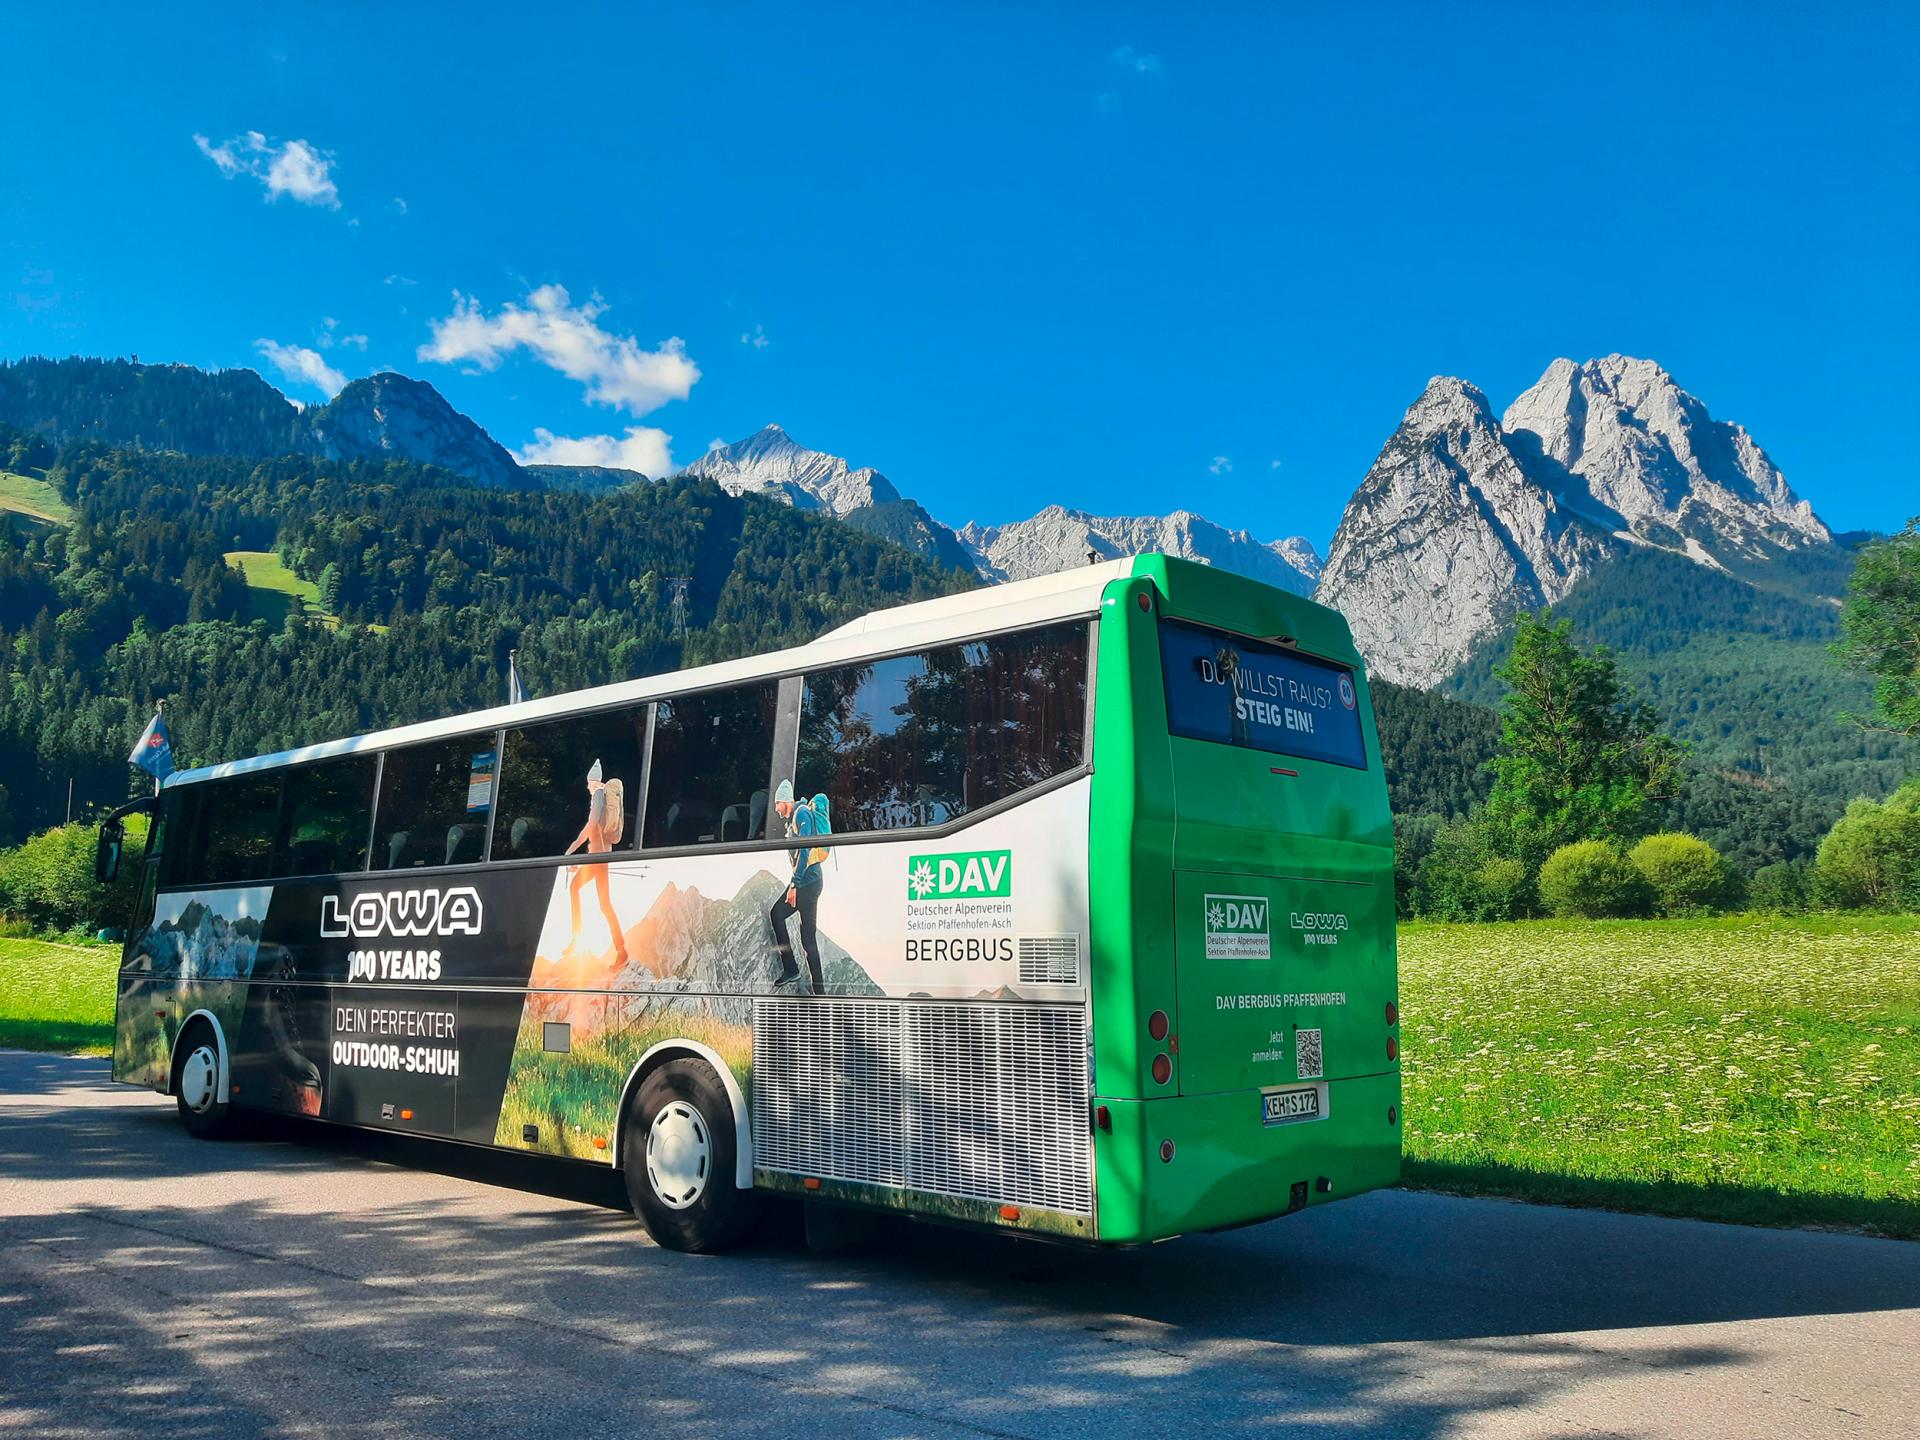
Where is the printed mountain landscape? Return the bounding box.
[0,349,1907,869]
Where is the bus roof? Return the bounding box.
[164,558,1141,787]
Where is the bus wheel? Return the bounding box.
[622,1058,758,1253]
[173,1021,239,1140]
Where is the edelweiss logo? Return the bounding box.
[321,887,484,939]
[1204,893,1271,959]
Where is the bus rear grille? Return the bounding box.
[1016,934,1080,986]
[752,998,1092,1216]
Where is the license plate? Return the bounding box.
[1262,1086,1321,1126]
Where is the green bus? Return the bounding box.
[100,555,1400,1251]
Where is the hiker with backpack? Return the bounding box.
[563,759,629,965]
[769,778,829,994]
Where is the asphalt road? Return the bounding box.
[2,1050,1915,1440]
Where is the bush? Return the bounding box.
[1628,832,1739,916]
[1413,818,1534,921]
[1537,840,1653,918]
[1813,783,1920,910]
[0,819,146,935]
[1748,861,1811,915]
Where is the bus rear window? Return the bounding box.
[1159,621,1367,769]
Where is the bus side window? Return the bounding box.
[194,773,285,884]
[374,734,497,870]
[272,754,377,877]
[798,621,1090,835]
[642,683,778,850]
[494,706,647,859]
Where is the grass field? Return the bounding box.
[4,918,1916,1237]
[1399,915,1920,1238]
[0,937,116,1055]
[224,549,329,625]
[0,468,72,525]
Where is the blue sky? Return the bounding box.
[3,4,1915,544]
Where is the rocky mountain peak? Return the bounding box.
[679,424,900,514]
[1503,354,1828,550]
[961,504,1320,594]
[308,372,523,488]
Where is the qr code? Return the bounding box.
[1296,1028,1323,1081]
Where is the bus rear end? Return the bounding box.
[1088,556,1399,1244]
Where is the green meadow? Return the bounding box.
[0,936,116,1055]
[223,548,330,625]
[0,468,72,525]
[1399,915,1920,1237]
[5,919,1915,1236]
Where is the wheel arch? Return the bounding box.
[613,1039,752,1189]
[170,1008,232,1101]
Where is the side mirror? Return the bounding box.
[95,818,124,884]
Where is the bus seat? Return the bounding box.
[386,830,410,870]
[508,817,531,854]
[750,788,768,839]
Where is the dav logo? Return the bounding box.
[321,886,484,939]
[1204,893,1271,959]
[907,849,1012,902]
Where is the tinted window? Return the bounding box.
[495,708,646,859]
[642,684,777,849]
[274,755,376,876]
[373,734,498,870]
[180,773,284,884]
[1159,621,1366,768]
[798,622,1089,833]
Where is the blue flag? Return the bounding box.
[129,709,175,781]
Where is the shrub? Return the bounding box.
[1748,861,1811,915]
[1537,840,1653,919]
[1413,818,1534,921]
[1813,783,1920,910]
[1628,832,1738,916]
[0,819,146,934]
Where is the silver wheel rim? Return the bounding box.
[645,1099,711,1210]
[179,1044,219,1114]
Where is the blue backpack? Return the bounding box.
[805,793,832,866]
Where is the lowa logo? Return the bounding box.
[321,887,483,939]
[1204,893,1271,959]
[907,849,1011,901]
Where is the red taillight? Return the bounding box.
[1387,1105,1398,1125]
[1159,1139,1176,1163]
[1151,1053,1172,1086]
[1136,591,1151,612]
[803,1177,822,1191]
[999,1205,1021,1221]
[1147,1009,1169,1042]
[1387,1036,1399,1062]
[1094,1104,1112,1132]
[1385,1001,1398,1026]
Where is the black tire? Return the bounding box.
[622,1058,759,1252]
[172,1020,239,1140]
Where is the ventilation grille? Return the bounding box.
[753,999,905,1187]
[752,998,1092,1215]
[1017,934,1081,986]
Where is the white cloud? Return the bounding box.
[255,339,347,399]
[195,131,340,208]
[740,323,769,350]
[1209,455,1233,475]
[391,196,408,214]
[1270,459,1283,470]
[418,285,698,416]
[316,317,367,351]
[384,273,416,287]
[517,426,673,477]
[1109,45,1163,75]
